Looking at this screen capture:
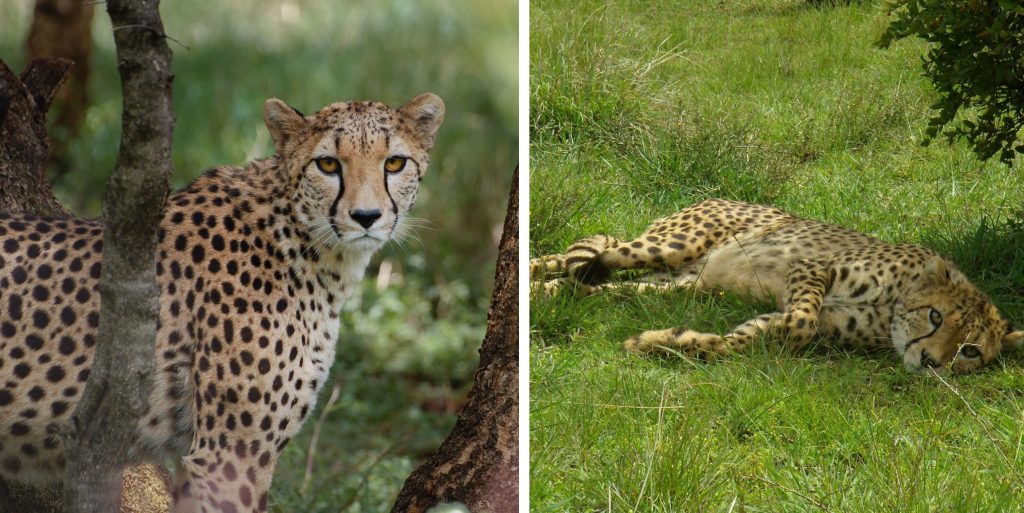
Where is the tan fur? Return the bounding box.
[532,199,1021,374]
[0,94,443,512]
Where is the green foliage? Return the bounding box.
[879,0,1024,164]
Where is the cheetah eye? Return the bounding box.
[959,344,981,359]
[384,156,407,173]
[929,308,943,327]
[314,157,340,174]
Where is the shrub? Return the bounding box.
[878,0,1024,164]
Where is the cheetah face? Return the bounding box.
[263,93,444,255]
[892,257,1024,374]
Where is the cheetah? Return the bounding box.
[531,199,1024,374]
[0,93,444,511]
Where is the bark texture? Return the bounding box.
[27,0,95,173]
[390,167,519,513]
[60,0,175,511]
[0,58,72,217]
[0,57,173,513]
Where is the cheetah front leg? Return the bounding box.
[771,258,829,350]
[624,259,830,359]
[171,353,302,513]
[624,313,783,357]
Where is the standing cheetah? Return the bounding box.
[531,199,1023,374]
[0,93,444,512]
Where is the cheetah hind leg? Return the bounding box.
[624,313,783,359]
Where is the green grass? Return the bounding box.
[530,0,1024,511]
[1,1,515,511]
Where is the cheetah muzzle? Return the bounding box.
[0,93,444,512]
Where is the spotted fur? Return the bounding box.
[531,199,1024,374]
[0,93,444,512]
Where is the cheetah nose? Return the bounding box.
[349,209,382,229]
[920,350,940,369]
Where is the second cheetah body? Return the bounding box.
[532,199,1024,374]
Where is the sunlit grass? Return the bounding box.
[531,0,1024,511]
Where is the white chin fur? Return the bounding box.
[340,235,385,253]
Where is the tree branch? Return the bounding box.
[60,0,175,511]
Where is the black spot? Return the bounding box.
[14,363,30,378]
[7,294,22,320]
[46,366,66,383]
[25,335,43,350]
[32,310,50,329]
[58,337,76,355]
[11,266,27,284]
[51,401,69,416]
[60,307,76,326]
[27,386,45,402]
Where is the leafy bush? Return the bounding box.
[878,0,1024,164]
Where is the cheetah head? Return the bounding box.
[892,257,1024,374]
[263,93,445,255]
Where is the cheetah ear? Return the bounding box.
[263,98,308,153]
[923,256,950,287]
[1003,329,1024,350]
[399,93,445,149]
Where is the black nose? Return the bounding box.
[349,209,382,229]
[921,350,940,369]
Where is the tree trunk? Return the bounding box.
[390,167,519,513]
[60,0,175,512]
[0,58,72,217]
[26,0,95,176]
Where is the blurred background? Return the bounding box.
[0,0,517,511]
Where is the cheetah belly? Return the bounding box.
[692,235,791,306]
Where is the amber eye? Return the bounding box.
[929,308,943,326]
[384,156,407,173]
[315,157,340,174]
[960,344,981,359]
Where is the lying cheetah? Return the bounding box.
[531,199,1023,374]
[0,93,444,511]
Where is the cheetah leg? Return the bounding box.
[533,200,770,295]
[531,228,716,296]
[624,313,783,357]
[622,260,829,358]
[771,259,829,350]
[172,444,276,513]
[170,356,299,512]
[529,235,625,283]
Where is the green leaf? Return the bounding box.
[996,0,1024,14]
